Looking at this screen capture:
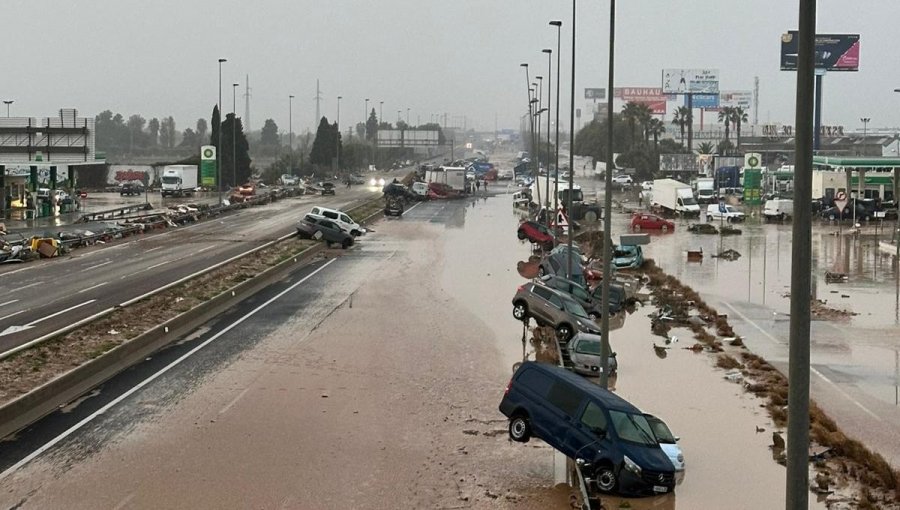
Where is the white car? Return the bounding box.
[645,414,685,484]
[641,180,654,191]
[706,203,745,222]
[611,174,633,185]
[309,206,365,236]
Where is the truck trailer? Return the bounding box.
[648,178,700,216]
[161,165,198,197]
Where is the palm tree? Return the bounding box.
[634,103,653,145]
[730,106,749,151]
[697,141,715,154]
[621,102,640,148]
[717,106,733,144]
[646,118,665,150]
[671,106,692,145]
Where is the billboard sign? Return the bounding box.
[717,90,753,110]
[614,87,667,115]
[200,145,217,187]
[685,94,719,109]
[661,69,719,94]
[780,32,860,71]
[584,88,606,100]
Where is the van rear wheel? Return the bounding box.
[509,415,531,442]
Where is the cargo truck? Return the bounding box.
[161,165,198,197]
[648,179,700,216]
[694,177,716,204]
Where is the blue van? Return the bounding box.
[499,362,676,495]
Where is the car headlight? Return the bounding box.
[369,178,376,186]
[623,455,642,475]
[378,178,386,186]
[677,453,684,464]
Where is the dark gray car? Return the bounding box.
[539,275,625,316]
[567,333,617,377]
[537,250,585,286]
[296,214,354,249]
[511,282,601,340]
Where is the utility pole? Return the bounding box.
[315,79,323,127]
[289,94,294,174]
[599,0,616,389]
[232,82,239,188]
[217,58,227,205]
[244,74,251,134]
[786,0,815,507]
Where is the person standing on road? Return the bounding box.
[476,180,481,192]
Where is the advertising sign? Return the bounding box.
[200,145,217,187]
[718,91,753,110]
[685,94,719,109]
[744,153,762,169]
[743,168,762,205]
[584,88,606,100]
[780,32,860,71]
[614,87,667,115]
[661,69,720,94]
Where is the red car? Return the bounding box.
[630,212,674,232]
[517,220,554,247]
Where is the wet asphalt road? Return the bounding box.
[0,186,382,356]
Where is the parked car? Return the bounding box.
[644,414,685,483]
[120,183,142,196]
[511,282,601,340]
[567,333,618,377]
[309,206,364,236]
[499,362,677,495]
[612,174,633,185]
[296,214,354,249]
[517,220,554,248]
[538,250,586,286]
[630,213,674,232]
[640,180,654,191]
[613,245,643,269]
[318,182,336,195]
[541,275,624,316]
[705,203,745,223]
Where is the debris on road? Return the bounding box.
[687,223,718,234]
[712,249,741,261]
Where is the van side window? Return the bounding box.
[324,211,338,220]
[547,382,582,417]
[516,368,552,395]
[580,401,608,434]
[340,214,351,223]
[311,207,321,215]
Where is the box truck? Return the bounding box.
[648,179,700,216]
[161,165,198,197]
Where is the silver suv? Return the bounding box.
[511,282,601,341]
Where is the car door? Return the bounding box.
[543,381,585,455]
[565,400,612,461]
[530,285,556,323]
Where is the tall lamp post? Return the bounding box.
[336,95,342,172]
[894,90,900,265]
[2,100,12,117]
[289,94,295,174]
[860,117,870,154]
[543,48,553,229]
[550,21,562,218]
[521,63,535,191]
[407,108,411,125]
[566,0,576,315]
[217,58,227,205]
[379,101,384,124]
[599,0,616,389]
[232,83,239,187]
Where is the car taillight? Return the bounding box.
[516,285,524,292]
[504,378,513,395]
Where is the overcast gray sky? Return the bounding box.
[2,0,898,135]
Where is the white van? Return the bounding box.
[411,182,428,197]
[706,203,745,222]
[309,206,364,236]
[764,199,793,221]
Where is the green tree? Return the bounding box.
[646,118,665,151]
[671,107,692,144]
[355,122,366,139]
[260,118,280,147]
[94,110,130,152]
[196,118,208,147]
[573,114,628,163]
[309,117,336,168]
[696,141,716,154]
[717,106,733,144]
[209,105,220,149]
[716,139,735,156]
[634,103,653,145]
[148,117,160,146]
[159,116,176,149]
[730,107,749,151]
[179,128,198,148]
[220,113,252,187]
[621,102,641,148]
[365,109,378,141]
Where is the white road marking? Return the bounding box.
[0,258,336,480]
[145,246,164,252]
[147,261,170,270]
[80,260,113,272]
[194,245,214,255]
[26,300,97,327]
[218,387,252,415]
[721,302,781,344]
[16,282,41,291]
[78,282,109,294]
[0,310,25,322]
[0,299,19,308]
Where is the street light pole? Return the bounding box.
[786,0,816,507]
[379,101,384,124]
[521,63,535,194]
[337,95,342,173]
[567,0,576,283]
[550,21,562,220]
[543,49,553,227]
[895,90,900,282]
[407,108,410,125]
[232,83,239,187]
[599,0,616,390]
[289,94,295,175]
[217,58,227,205]
[2,100,12,117]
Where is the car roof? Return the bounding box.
[531,282,580,304]
[541,274,587,291]
[518,361,638,412]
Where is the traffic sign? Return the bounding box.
[834,191,848,213]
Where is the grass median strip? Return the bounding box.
[0,237,319,407]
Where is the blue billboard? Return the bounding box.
[685,94,719,109]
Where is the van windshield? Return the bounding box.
[681,196,698,206]
[609,410,658,446]
[162,176,180,184]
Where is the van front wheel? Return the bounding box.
[509,415,531,443]
[594,465,618,493]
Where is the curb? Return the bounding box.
[0,241,327,440]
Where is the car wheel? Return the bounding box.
[508,415,532,443]
[537,266,546,277]
[594,464,618,493]
[588,312,600,321]
[828,214,835,221]
[632,224,641,232]
[584,211,598,222]
[517,231,527,240]
[341,238,352,249]
[556,324,573,342]
[351,229,360,237]
[313,230,324,241]
[512,301,528,321]
[661,224,669,232]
